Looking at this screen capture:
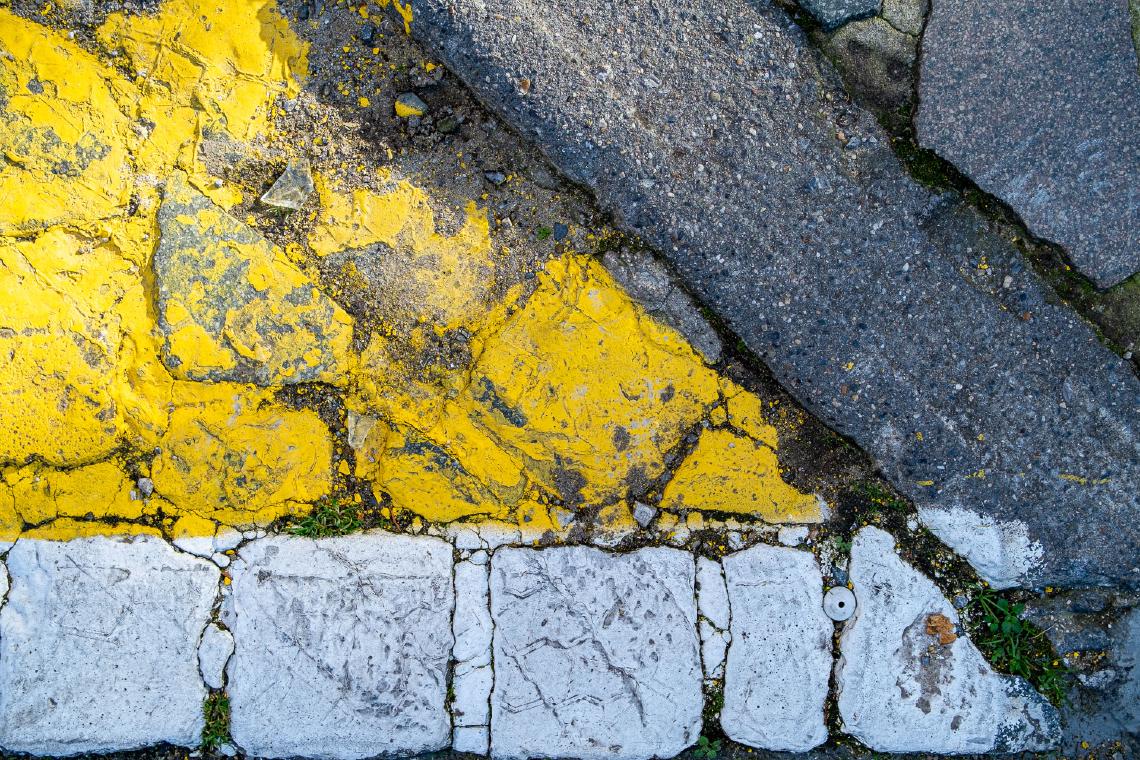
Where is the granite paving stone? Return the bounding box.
[0,536,217,756]
[720,543,831,752]
[489,546,702,760]
[226,533,453,760]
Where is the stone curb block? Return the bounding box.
[0,533,1063,757]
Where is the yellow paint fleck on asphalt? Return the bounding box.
[0,0,820,541]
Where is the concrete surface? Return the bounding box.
[489,546,703,760]
[918,0,1140,287]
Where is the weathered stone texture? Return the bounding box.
[720,544,831,752]
[453,559,493,732]
[198,624,234,691]
[800,0,881,30]
[489,546,702,760]
[837,528,1060,752]
[227,533,453,760]
[919,0,1140,287]
[0,536,216,755]
[825,16,918,112]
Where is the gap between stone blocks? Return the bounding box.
[0,526,1062,758]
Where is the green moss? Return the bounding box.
[890,137,955,190]
[852,480,909,514]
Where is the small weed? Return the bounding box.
[536,225,553,240]
[288,497,361,538]
[832,536,853,553]
[967,585,1067,705]
[701,680,725,727]
[853,481,909,514]
[202,692,230,751]
[693,736,721,760]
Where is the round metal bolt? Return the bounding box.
[824,586,856,621]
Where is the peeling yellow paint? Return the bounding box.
[97,0,307,147]
[0,228,169,465]
[0,0,819,542]
[156,174,354,386]
[21,519,162,541]
[151,383,334,526]
[310,175,495,329]
[661,428,824,523]
[720,378,779,448]
[0,462,141,538]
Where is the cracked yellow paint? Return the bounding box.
[721,378,779,449]
[151,383,333,526]
[0,0,819,542]
[96,0,307,150]
[662,428,824,522]
[352,415,526,522]
[0,228,168,465]
[0,14,132,233]
[156,174,354,386]
[1,462,140,536]
[459,255,720,505]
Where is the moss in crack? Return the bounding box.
[850,480,908,515]
[880,105,1140,367]
[201,691,230,752]
[701,679,726,733]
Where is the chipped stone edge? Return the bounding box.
[917,504,1044,590]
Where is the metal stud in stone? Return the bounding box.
[824,586,856,621]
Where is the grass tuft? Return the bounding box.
[966,584,1067,705]
[202,692,230,751]
[288,496,362,538]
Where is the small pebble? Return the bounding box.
[395,92,428,117]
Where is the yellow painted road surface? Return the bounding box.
[0,0,821,544]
